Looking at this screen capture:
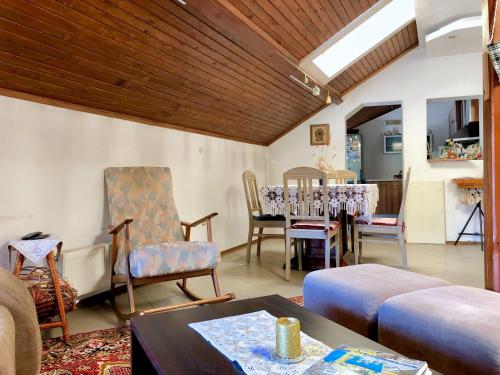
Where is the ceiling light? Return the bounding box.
[325,91,332,105]
[176,0,187,5]
[312,85,320,96]
[304,73,309,84]
[290,75,314,93]
[312,0,415,79]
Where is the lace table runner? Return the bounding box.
[459,188,483,205]
[260,184,379,217]
[189,310,331,375]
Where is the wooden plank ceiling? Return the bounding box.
[346,104,401,129]
[0,0,418,145]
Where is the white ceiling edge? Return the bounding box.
[425,15,482,57]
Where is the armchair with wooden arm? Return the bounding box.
[104,167,234,319]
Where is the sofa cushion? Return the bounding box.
[292,221,340,230]
[379,286,500,375]
[0,266,41,375]
[303,264,449,340]
[253,214,285,221]
[125,241,220,278]
[0,306,15,375]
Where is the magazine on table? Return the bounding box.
[304,345,431,375]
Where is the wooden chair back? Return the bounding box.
[242,171,262,219]
[332,169,357,184]
[397,167,412,226]
[283,167,329,229]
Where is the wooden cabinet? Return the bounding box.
[371,180,402,215]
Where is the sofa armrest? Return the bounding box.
[0,305,15,375]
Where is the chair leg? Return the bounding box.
[358,231,363,261]
[353,227,359,265]
[285,234,292,281]
[324,236,331,269]
[211,270,221,297]
[398,229,408,269]
[127,274,136,316]
[246,223,254,263]
[257,227,263,257]
[335,232,340,268]
[297,240,303,271]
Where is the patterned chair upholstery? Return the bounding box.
[105,167,220,278]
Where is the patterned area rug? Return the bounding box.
[41,296,304,375]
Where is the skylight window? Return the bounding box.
[312,0,416,79]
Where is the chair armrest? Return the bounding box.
[108,219,133,235]
[181,213,218,228]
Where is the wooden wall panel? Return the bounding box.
[0,0,417,144]
[347,104,401,129]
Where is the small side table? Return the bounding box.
[8,242,70,342]
[452,178,484,251]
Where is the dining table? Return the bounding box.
[259,183,379,258]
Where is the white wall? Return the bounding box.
[0,96,267,268]
[357,108,403,181]
[268,48,483,244]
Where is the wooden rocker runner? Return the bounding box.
[105,167,234,319]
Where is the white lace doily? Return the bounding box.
[189,310,331,375]
[8,237,60,263]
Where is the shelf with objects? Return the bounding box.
[426,96,483,162]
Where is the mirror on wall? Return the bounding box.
[426,96,483,161]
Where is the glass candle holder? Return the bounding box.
[275,317,301,359]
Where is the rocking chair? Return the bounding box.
[104,167,234,319]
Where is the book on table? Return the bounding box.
[304,345,430,375]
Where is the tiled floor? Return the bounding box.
[45,239,484,338]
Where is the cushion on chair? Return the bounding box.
[292,221,340,230]
[253,214,286,221]
[379,286,500,375]
[355,216,398,226]
[303,264,449,340]
[125,241,220,278]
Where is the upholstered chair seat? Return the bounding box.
[122,241,220,278]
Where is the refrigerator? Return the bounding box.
[346,133,362,182]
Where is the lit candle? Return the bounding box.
[275,317,301,359]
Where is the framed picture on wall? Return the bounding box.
[310,124,330,146]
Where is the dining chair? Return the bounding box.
[332,169,357,184]
[353,167,411,269]
[242,171,286,262]
[283,167,341,281]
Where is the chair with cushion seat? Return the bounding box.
[105,167,234,319]
[283,167,341,281]
[242,171,286,262]
[353,167,411,269]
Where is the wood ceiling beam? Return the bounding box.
[183,0,343,105]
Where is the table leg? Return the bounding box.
[340,210,348,257]
[13,251,25,277]
[45,248,70,343]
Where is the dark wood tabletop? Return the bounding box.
[130,294,402,375]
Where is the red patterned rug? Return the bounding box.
[41,296,304,374]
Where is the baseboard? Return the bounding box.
[446,240,482,245]
[221,235,283,255]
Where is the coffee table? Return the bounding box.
[131,295,433,374]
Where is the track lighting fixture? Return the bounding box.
[312,84,320,96]
[325,90,332,104]
[304,73,309,84]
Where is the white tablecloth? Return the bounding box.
[189,310,331,375]
[259,184,379,217]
